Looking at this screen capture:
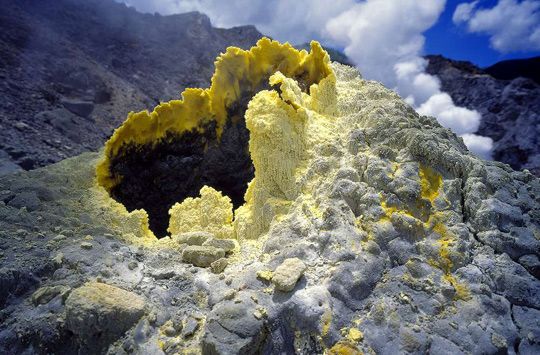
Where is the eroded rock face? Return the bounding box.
[0,42,538,354]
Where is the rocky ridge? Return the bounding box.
[0,51,538,355]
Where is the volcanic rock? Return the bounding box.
[0,41,538,355]
[0,0,262,173]
[272,258,307,292]
[173,231,214,246]
[31,285,70,305]
[65,281,145,350]
[182,246,226,267]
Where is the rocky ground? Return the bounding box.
[0,0,261,174]
[0,62,538,354]
[426,55,540,176]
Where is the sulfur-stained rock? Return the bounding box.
[210,258,228,274]
[31,285,70,305]
[256,270,274,282]
[272,258,307,292]
[182,246,225,267]
[172,231,214,246]
[168,187,235,239]
[1,37,540,355]
[65,282,145,350]
[182,316,200,338]
[80,242,93,249]
[203,238,237,253]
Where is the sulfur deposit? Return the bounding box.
[0,39,539,354]
[96,38,331,238]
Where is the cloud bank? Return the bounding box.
[120,0,493,159]
[453,0,540,52]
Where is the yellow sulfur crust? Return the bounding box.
[381,164,470,300]
[168,186,234,239]
[96,38,333,192]
[95,38,336,241]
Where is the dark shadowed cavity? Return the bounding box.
[106,76,318,238]
[108,104,254,238]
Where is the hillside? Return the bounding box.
[426,55,540,176]
[0,0,261,174]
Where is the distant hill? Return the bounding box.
[426,55,540,175]
[485,56,540,85]
[0,0,262,174]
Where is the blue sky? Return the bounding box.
[425,0,540,67]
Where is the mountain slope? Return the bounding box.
[426,55,540,176]
[0,0,262,174]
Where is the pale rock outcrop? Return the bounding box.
[272,258,307,292]
[65,282,145,350]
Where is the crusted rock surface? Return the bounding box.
[0,42,538,354]
[182,246,226,268]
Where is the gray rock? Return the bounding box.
[173,231,214,246]
[0,150,21,176]
[202,301,266,354]
[519,340,540,355]
[203,238,237,253]
[210,258,228,274]
[327,257,385,309]
[0,267,39,307]
[80,242,93,250]
[61,99,94,118]
[518,254,540,279]
[31,285,70,305]
[182,317,199,338]
[65,282,145,350]
[182,246,225,267]
[426,55,540,175]
[150,268,176,280]
[127,261,138,270]
[7,191,40,211]
[272,258,307,292]
[513,306,540,340]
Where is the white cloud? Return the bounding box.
[453,0,540,52]
[119,0,493,159]
[121,0,355,44]
[417,93,480,135]
[461,133,493,160]
[452,0,479,22]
